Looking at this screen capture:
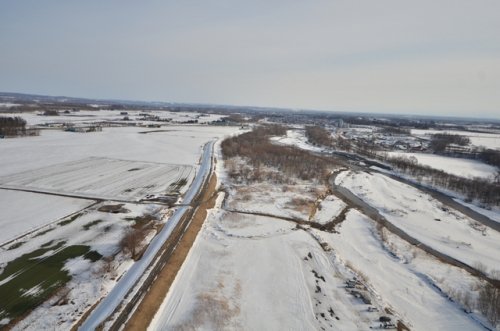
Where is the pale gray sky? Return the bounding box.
[1,1,499,118]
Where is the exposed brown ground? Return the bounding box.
[123,174,219,331]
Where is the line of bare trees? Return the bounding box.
[477,148,500,168]
[430,133,470,153]
[305,126,334,147]
[0,116,27,136]
[221,125,336,183]
[305,125,352,151]
[382,154,500,205]
[477,283,500,327]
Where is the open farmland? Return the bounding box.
[0,157,193,201]
[0,109,241,329]
[0,190,93,246]
[0,125,238,177]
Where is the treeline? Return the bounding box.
[305,126,334,147]
[478,149,500,168]
[305,125,352,151]
[0,116,27,136]
[383,155,499,205]
[477,283,500,327]
[380,126,411,135]
[221,125,335,183]
[430,133,470,153]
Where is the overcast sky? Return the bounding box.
[1,1,499,118]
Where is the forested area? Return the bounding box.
[430,133,470,152]
[0,116,27,136]
[222,125,336,183]
[305,125,351,151]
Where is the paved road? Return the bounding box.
[79,141,214,331]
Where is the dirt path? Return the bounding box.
[224,207,350,234]
[122,174,219,331]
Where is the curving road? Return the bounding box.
[79,141,214,331]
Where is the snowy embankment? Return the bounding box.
[455,199,500,224]
[320,210,485,331]
[311,196,347,225]
[386,151,497,179]
[0,190,93,245]
[335,171,500,277]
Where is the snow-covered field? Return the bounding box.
[228,182,319,221]
[0,157,193,201]
[0,110,240,329]
[0,126,238,177]
[151,162,494,330]
[0,109,225,126]
[336,170,500,277]
[0,190,93,245]
[311,196,347,225]
[411,129,500,150]
[270,129,323,152]
[386,152,498,179]
[147,129,500,331]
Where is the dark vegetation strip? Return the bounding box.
[0,241,102,324]
[224,208,348,234]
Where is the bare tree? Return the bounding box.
[477,283,500,327]
[120,227,146,260]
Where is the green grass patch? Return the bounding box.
[82,219,103,231]
[0,241,102,322]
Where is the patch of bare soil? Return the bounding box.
[123,174,219,331]
[308,188,333,221]
[172,277,241,330]
[287,196,314,214]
